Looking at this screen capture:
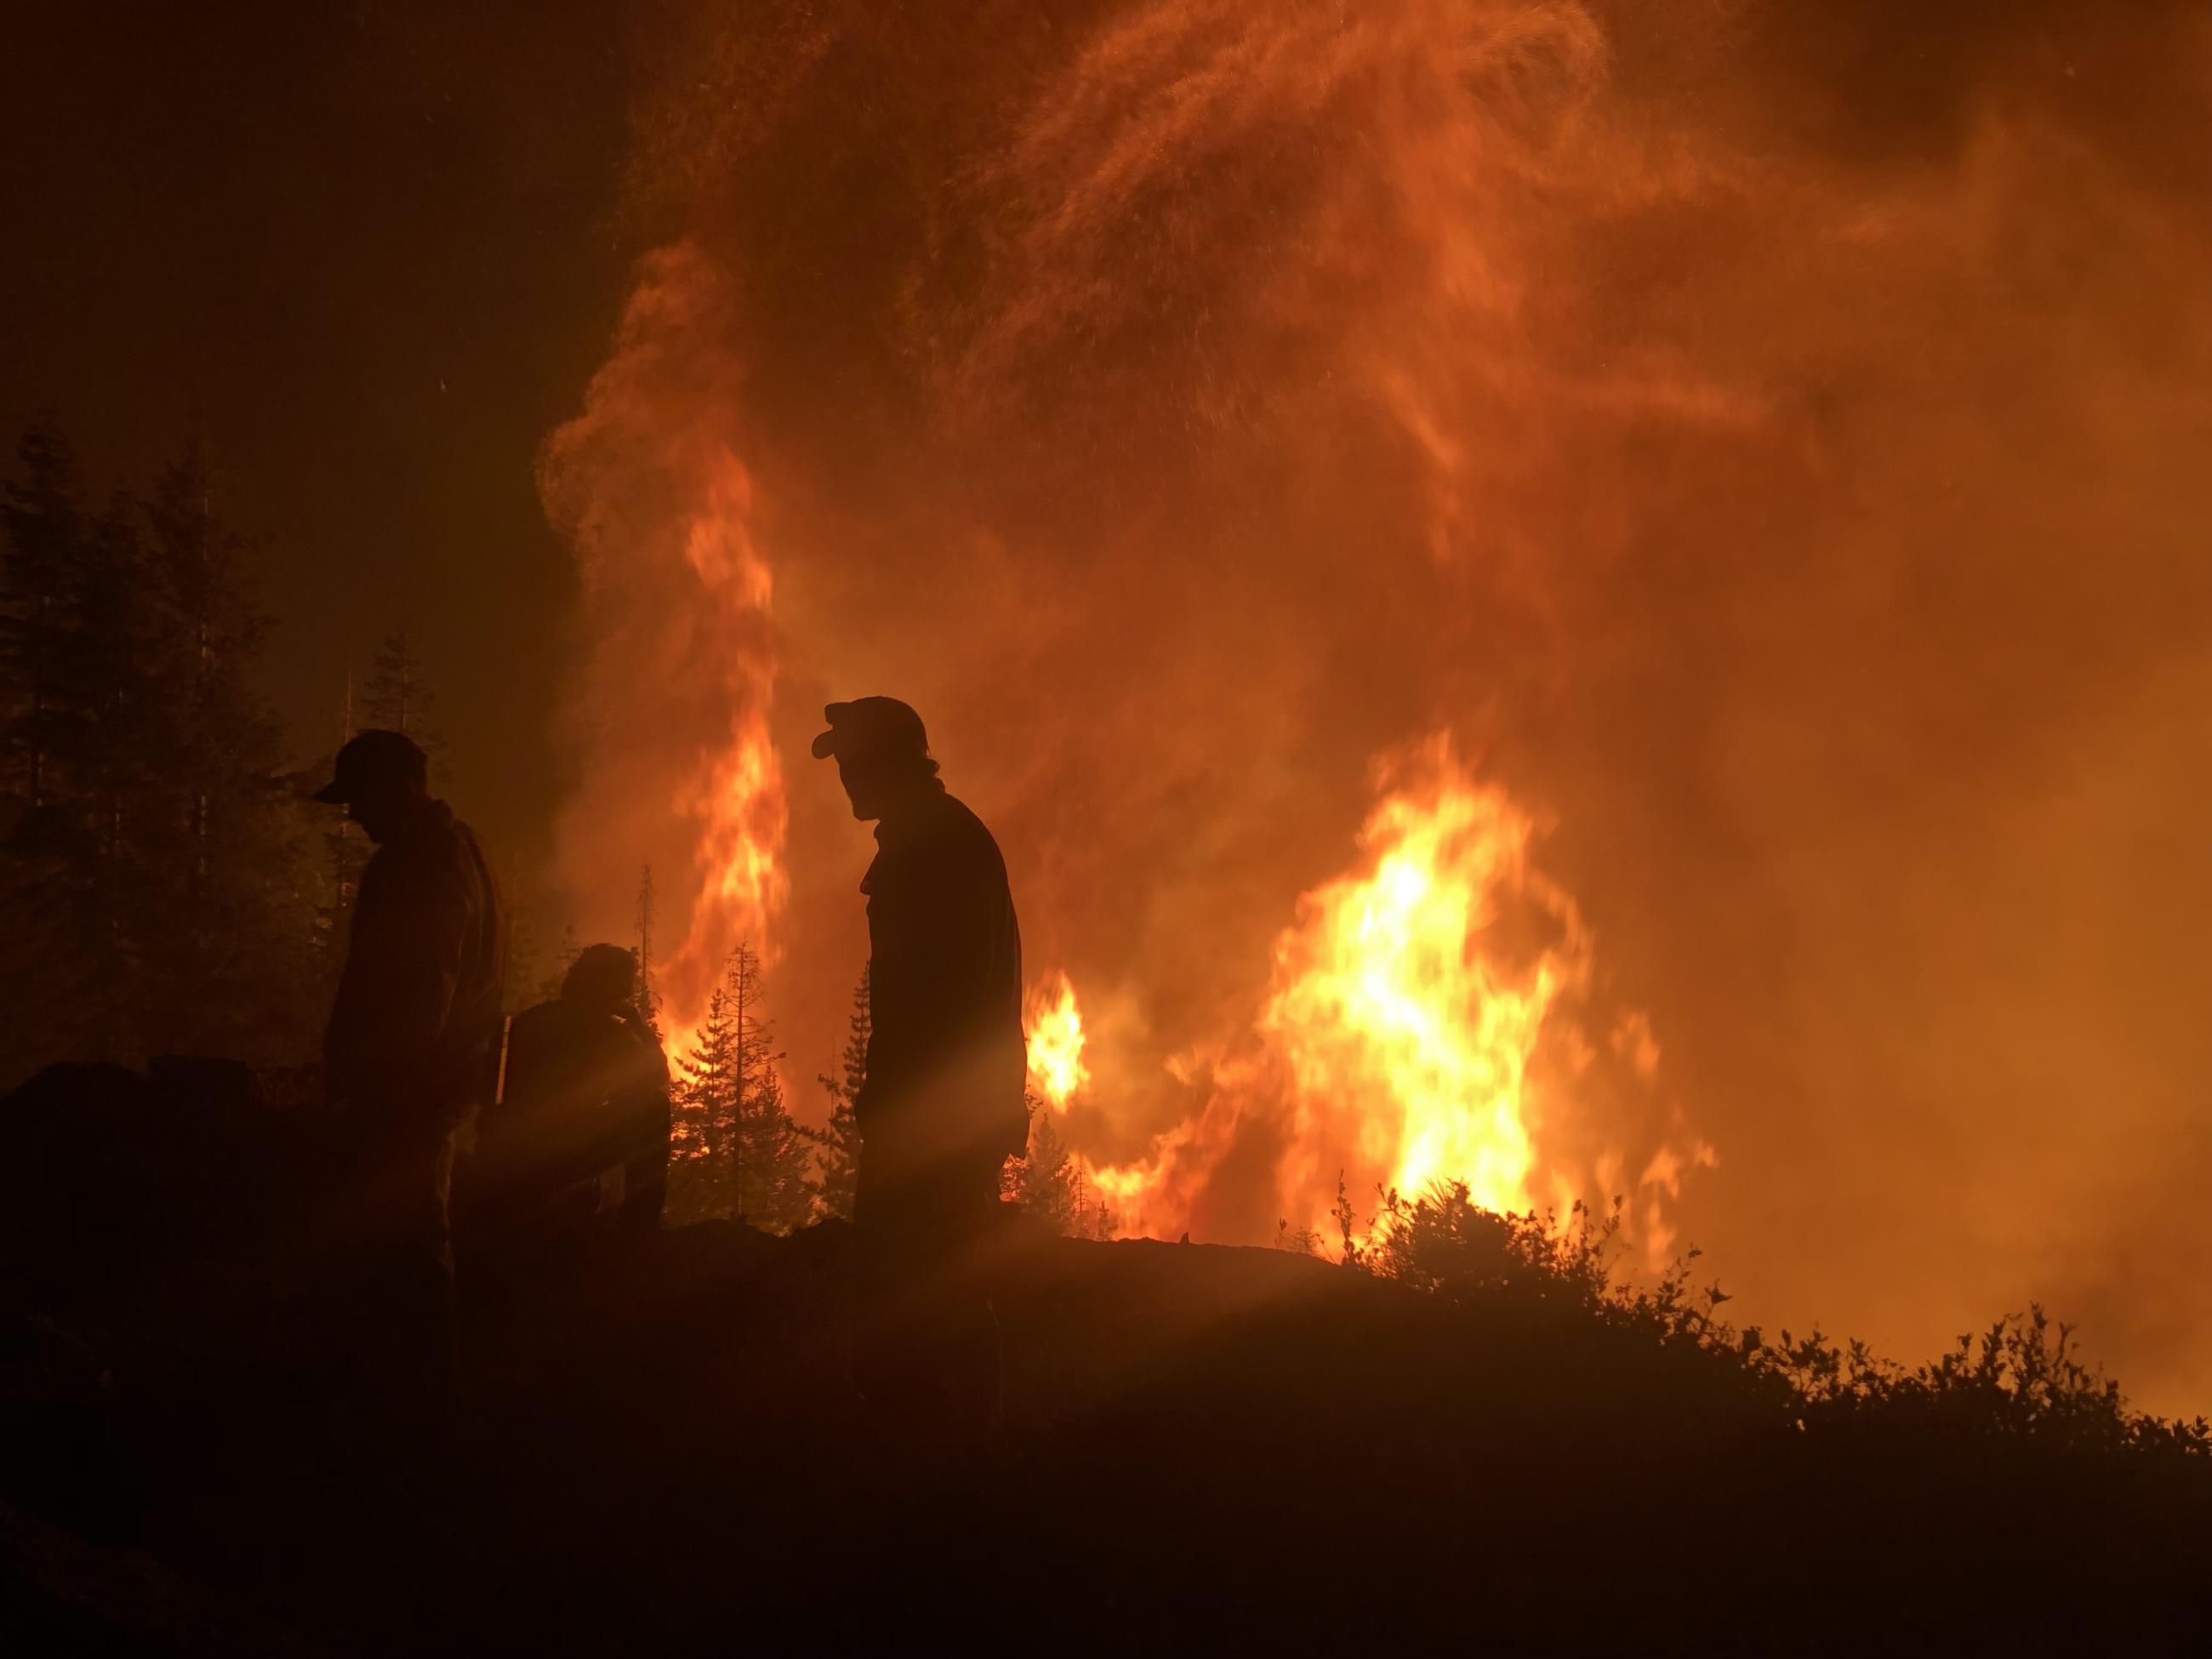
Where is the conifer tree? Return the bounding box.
[672,980,738,1216]
[361,621,445,755]
[1069,1160,1121,1241]
[0,421,84,810]
[998,1099,1120,1239]
[1005,1097,1081,1233]
[0,426,321,1080]
[664,944,814,1231]
[634,864,663,1042]
[66,498,162,1040]
[0,425,110,1077]
[133,441,322,1062]
[726,942,813,1232]
[808,966,869,1221]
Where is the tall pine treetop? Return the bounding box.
[362,621,446,757]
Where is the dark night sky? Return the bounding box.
[0,1,634,881]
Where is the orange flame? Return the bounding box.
[538,248,788,1058]
[1024,971,1090,1110]
[657,457,786,1052]
[1263,745,1556,1221]
[1072,736,1710,1258]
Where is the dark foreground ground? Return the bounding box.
[5,1064,2211,1653]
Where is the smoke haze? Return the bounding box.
[541,2,2212,1411]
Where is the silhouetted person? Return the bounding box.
[814,698,1023,1458]
[316,728,504,1397]
[812,698,1027,1241]
[467,944,670,1285]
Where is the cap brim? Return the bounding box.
[810,729,839,761]
[311,781,350,804]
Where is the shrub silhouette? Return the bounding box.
[1360,1177,2212,1460]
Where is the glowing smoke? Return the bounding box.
[549,3,2212,1410]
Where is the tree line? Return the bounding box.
[0,422,328,1084]
[0,423,491,1086]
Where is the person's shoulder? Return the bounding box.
[936,792,1007,868]
[509,999,567,1040]
[410,807,492,883]
[435,809,490,863]
[880,790,1002,877]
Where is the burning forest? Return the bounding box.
[3,0,2212,1649]
[536,0,2212,1404]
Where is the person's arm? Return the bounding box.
[857,929,914,1122]
[858,862,947,1118]
[324,847,469,1116]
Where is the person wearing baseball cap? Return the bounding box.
[812,698,1028,1234]
[815,696,1026,1437]
[313,727,505,1397]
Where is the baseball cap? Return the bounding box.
[810,697,930,763]
[313,728,429,804]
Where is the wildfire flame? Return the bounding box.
[1263,743,1557,1220]
[657,455,786,1051]
[539,248,788,1057]
[1070,736,1709,1258]
[533,0,2211,1404]
[1024,971,1090,1111]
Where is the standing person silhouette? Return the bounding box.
[812,698,1028,1242]
[814,698,1027,1461]
[315,727,505,1400]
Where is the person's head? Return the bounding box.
[562,943,639,1015]
[312,729,430,844]
[810,697,939,821]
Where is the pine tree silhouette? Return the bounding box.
[668,944,813,1232]
[0,424,321,1078]
[675,979,737,1190]
[1006,1097,1079,1232]
[727,942,812,1231]
[634,864,663,1044]
[360,621,445,756]
[807,965,869,1221]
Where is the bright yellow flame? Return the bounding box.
[1025,971,1090,1110]
[656,455,787,1058]
[1263,749,1559,1218]
[1068,735,1709,1257]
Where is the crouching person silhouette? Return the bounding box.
[459,943,670,1308]
[812,698,1027,1447]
